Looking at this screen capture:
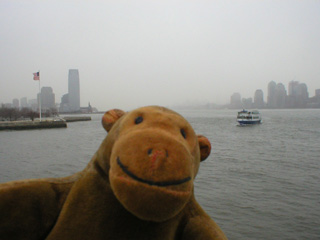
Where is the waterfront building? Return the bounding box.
[298,83,308,100]
[59,94,69,112]
[28,99,38,111]
[288,81,300,96]
[287,81,309,108]
[297,83,309,108]
[275,83,287,108]
[242,97,253,109]
[20,97,28,109]
[68,69,80,112]
[254,89,264,108]
[12,99,19,109]
[267,81,277,108]
[3,103,12,108]
[230,92,242,109]
[308,89,320,108]
[80,102,93,113]
[38,87,55,111]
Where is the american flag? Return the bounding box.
[33,72,40,80]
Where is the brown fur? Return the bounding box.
[0,106,227,240]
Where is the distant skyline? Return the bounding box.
[1,1,320,111]
[3,77,318,111]
[231,80,314,103]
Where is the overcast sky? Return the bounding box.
[1,0,319,111]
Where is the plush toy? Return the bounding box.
[0,106,227,240]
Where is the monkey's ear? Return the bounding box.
[102,109,125,132]
[197,135,211,161]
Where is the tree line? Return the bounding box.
[0,107,58,121]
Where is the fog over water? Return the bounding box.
[1,1,320,111]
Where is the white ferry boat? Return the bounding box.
[237,110,261,125]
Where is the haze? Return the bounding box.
[1,0,319,111]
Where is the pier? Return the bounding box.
[62,116,92,122]
[0,120,67,131]
[0,116,92,131]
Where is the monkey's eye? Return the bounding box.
[180,129,187,139]
[135,116,143,124]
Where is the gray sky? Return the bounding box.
[1,0,319,111]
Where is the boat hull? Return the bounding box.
[237,120,261,125]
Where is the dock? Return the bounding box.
[62,116,92,122]
[0,120,67,131]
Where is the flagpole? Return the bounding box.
[33,71,41,121]
[38,71,42,121]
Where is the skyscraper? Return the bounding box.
[12,99,19,109]
[288,81,309,108]
[38,87,55,111]
[297,83,308,100]
[68,69,80,112]
[275,83,287,108]
[20,97,28,108]
[267,81,277,108]
[230,92,242,109]
[254,89,264,108]
[288,81,300,96]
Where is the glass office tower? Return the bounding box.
[68,69,80,112]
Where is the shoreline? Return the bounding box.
[0,120,67,130]
[0,116,92,131]
[62,116,91,122]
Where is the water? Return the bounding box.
[1,109,320,240]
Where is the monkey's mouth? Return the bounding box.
[116,157,191,187]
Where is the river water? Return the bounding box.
[0,109,319,240]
